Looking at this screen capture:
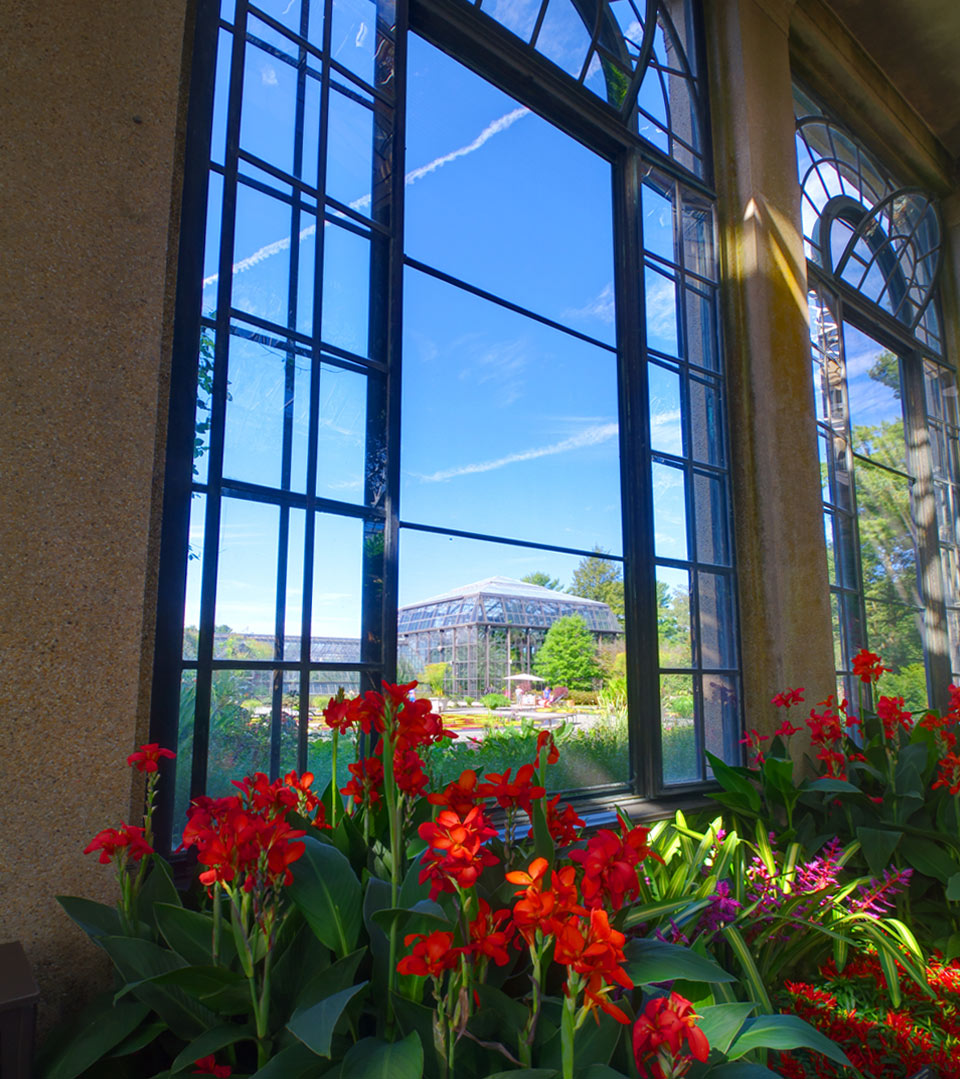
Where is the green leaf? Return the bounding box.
[727,1014,850,1065]
[170,1025,254,1074]
[624,939,735,985]
[695,1002,756,1056]
[249,1041,334,1078]
[371,901,452,938]
[296,947,367,1011]
[288,836,363,958]
[56,895,123,940]
[578,1068,628,1079]
[903,837,959,883]
[718,927,772,1014]
[37,993,149,1079]
[108,1019,166,1058]
[705,752,761,811]
[531,788,555,866]
[704,1064,783,1078]
[138,857,181,925]
[856,826,902,877]
[287,982,368,1057]
[155,903,234,967]
[399,855,432,908]
[482,1072,557,1079]
[947,872,960,901]
[805,777,861,794]
[340,1033,424,1079]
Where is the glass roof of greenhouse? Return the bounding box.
[397,576,621,633]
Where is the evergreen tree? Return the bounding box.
[568,546,624,624]
[521,571,561,591]
[532,615,603,690]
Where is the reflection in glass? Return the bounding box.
[183,493,207,659]
[645,265,679,356]
[649,362,683,457]
[240,37,299,174]
[661,672,697,784]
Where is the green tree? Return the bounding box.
[521,571,561,591]
[421,661,449,696]
[532,615,603,690]
[568,546,624,624]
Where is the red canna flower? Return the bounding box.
[553,908,633,1024]
[851,648,890,684]
[340,756,384,809]
[807,696,845,748]
[322,694,355,734]
[876,695,912,739]
[932,750,960,795]
[569,820,661,911]
[193,1056,232,1077]
[394,747,430,797]
[84,823,154,866]
[466,898,514,967]
[127,743,176,773]
[632,992,710,1079]
[478,763,546,815]
[282,770,329,828]
[773,718,802,738]
[396,930,461,978]
[418,806,499,899]
[427,769,482,815]
[540,795,585,846]
[772,687,805,709]
[507,858,584,943]
[535,728,560,767]
[738,727,769,767]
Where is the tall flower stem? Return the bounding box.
[381,698,402,1033]
[519,937,545,1067]
[560,986,579,1079]
[330,729,339,831]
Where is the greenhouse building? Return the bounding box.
[398,577,621,697]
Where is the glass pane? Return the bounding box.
[222,332,311,490]
[405,35,615,343]
[321,221,371,356]
[240,36,300,175]
[684,284,718,371]
[688,375,724,466]
[652,460,688,559]
[317,362,372,505]
[698,571,737,669]
[202,173,224,318]
[402,268,623,554]
[534,0,591,78]
[326,88,374,210]
[214,497,280,646]
[864,598,923,674]
[843,323,908,472]
[183,493,207,659]
[645,265,679,356]
[280,670,302,776]
[661,672,697,784]
[649,362,683,457]
[307,670,361,789]
[312,513,364,657]
[211,28,232,168]
[480,0,540,41]
[284,508,306,659]
[642,180,676,266]
[232,184,292,325]
[173,671,197,843]
[703,674,739,764]
[657,565,692,668]
[681,193,715,281]
[331,0,379,86]
[855,456,918,607]
[693,470,730,566]
[206,669,274,796]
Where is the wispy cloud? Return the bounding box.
[461,336,530,407]
[261,65,278,86]
[563,282,615,325]
[412,422,619,483]
[646,274,677,346]
[203,108,530,290]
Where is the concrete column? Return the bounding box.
[702,0,836,739]
[0,1,190,1032]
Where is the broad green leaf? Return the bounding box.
[295,947,367,1011]
[695,1002,756,1056]
[56,895,123,940]
[578,1067,629,1079]
[391,993,436,1069]
[249,1041,333,1078]
[805,777,861,794]
[371,901,452,938]
[170,1024,254,1074]
[482,1072,557,1079]
[903,837,959,883]
[624,939,734,985]
[705,753,761,811]
[727,1014,850,1065]
[108,1019,166,1057]
[138,857,181,925]
[531,788,556,867]
[288,836,362,958]
[287,982,368,1057]
[155,903,234,967]
[718,927,772,1014]
[705,1064,783,1078]
[399,855,432,908]
[623,898,710,929]
[37,993,149,1079]
[340,1032,423,1079]
[856,826,901,877]
[947,872,960,901]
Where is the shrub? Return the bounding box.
[481,692,511,710]
[567,688,597,706]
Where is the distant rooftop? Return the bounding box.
[398,576,621,634]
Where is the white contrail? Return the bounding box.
[413,422,619,483]
[202,107,529,290]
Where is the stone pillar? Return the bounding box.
[702,0,836,739]
[0,1,189,1033]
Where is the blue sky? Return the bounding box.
[187,24,686,638]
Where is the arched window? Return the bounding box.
[795,84,957,710]
[151,0,740,848]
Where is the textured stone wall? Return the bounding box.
[0,0,189,1032]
